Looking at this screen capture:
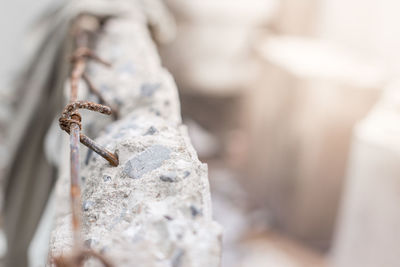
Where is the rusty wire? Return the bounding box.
[54,15,117,267]
[58,100,119,166]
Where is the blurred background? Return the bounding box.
[1,0,400,266]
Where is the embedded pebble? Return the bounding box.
[141,83,160,97]
[149,107,161,116]
[190,205,202,217]
[103,175,112,182]
[164,215,173,221]
[83,200,95,211]
[160,172,178,183]
[85,149,93,165]
[171,248,185,267]
[144,126,157,136]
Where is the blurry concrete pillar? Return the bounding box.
[159,0,278,162]
[330,82,400,267]
[161,0,278,95]
[244,35,385,248]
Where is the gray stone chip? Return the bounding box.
[160,172,178,182]
[123,145,171,179]
[83,200,95,211]
[144,126,157,136]
[140,83,160,97]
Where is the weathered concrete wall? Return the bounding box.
[48,5,221,267]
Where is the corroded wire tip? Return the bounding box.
[80,134,119,167]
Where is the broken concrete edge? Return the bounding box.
[47,6,222,267]
[49,121,222,266]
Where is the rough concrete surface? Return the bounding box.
[48,4,221,266]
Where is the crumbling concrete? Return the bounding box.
[48,5,221,266]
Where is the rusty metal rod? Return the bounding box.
[54,15,116,267]
[69,29,88,247]
[70,122,82,244]
[80,134,119,166]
